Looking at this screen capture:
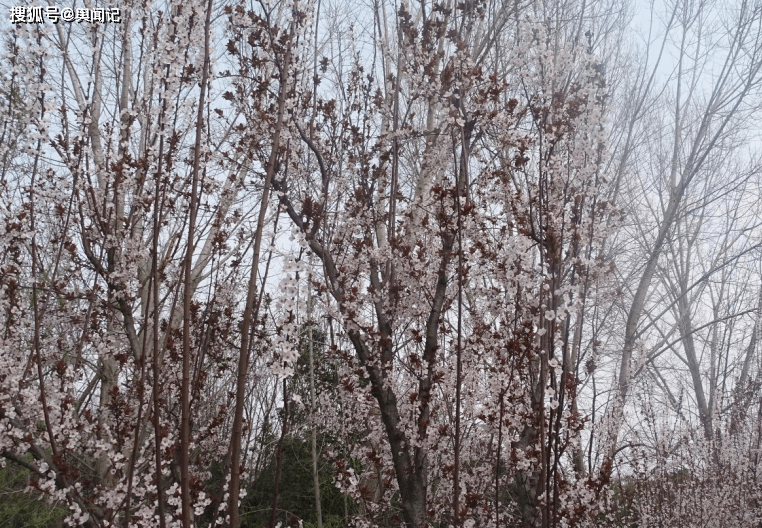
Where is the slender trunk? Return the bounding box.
[605,186,684,475]
[495,393,504,528]
[676,293,713,441]
[227,39,291,528]
[181,0,213,524]
[453,153,464,528]
[268,379,289,528]
[308,288,323,528]
[730,287,762,435]
[152,129,167,528]
[147,42,173,528]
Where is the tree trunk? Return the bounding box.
[308,291,323,528]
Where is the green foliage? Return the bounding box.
[303,514,345,528]
[0,462,66,528]
[598,478,639,528]
[241,437,354,528]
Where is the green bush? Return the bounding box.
[0,462,66,528]
[241,437,354,528]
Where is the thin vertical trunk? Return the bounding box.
[677,294,713,441]
[308,288,323,528]
[148,41,173,528]
[122,17,149,524]
[181,0,213,524]
[152,129,167,528]
[606,185,685,471]
[453,151,464,528]
[228,41,292,527]
[495,393,504,528]
[730,286,762,435]
[268,379,289,528]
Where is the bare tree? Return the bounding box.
[595,0,762,479]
